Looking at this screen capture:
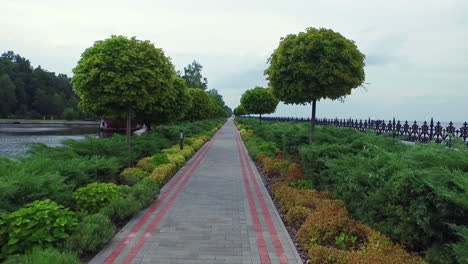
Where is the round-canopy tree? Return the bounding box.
[265,28,365,140]
[72,35,175,147]
[186,88,213,122]
[136,77,192,129]
[240,87,278,123]
[233,105,247,116]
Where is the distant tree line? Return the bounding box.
[0,51,90,120]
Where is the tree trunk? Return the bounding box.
[259,113,262,124]
[310,99,317,144]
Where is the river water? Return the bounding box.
[0,123,100,157]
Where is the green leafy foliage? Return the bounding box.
[289,179,314,190]
[236,118,468,264]
[240,87,278,121]
[335,233,358,250]
[0,51,86,119]
[266,27,365,104]
[178,60,208,90]
[450,225,468,264]
[119,168,149,186]
[186,88,213,121]
[4,247,82,264]
[100,197,141,223]
[0,200,77,258]
[234,105,247,116]
[152,153,170,167]
[66,213,116,255]
[136,76,193,128]
[127,177,160,209]
[72,35,175,120]
[73,183,125,213]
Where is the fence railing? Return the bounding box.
[239,116,468,144]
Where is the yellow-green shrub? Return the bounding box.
[297,205,367,251]
[308,245,348,264]
[167,154,185,168]
[73,183,125,213]
[136,157,155,172]
[163,145,194,159]
[240,129,253,137]
[286,206,312,230]
[191,139,205,150]
[150,163,177,185]
[198,136,208,142]
[119,168,149,185]
[347,227,426,264]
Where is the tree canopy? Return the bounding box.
[136,77,192,129]
[178,60,208,90]
[186,88,213,121]
[265,27,365,104]
[207,89,229,118]
[240,87,278,122]
[72,36,175,120]
[265,27,365,138]
[233,105,247,116]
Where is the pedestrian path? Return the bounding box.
[91,119,302,264]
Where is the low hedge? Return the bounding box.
[237,119,426,264]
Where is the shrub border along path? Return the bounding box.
[92,119,302,264]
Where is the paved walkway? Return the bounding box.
[92,119,302,264]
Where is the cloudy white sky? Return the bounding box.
[1,0,467,122]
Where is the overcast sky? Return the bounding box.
[1,0,467,122]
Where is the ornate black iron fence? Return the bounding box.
[239,116,468,144]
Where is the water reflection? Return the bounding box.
[0,124,100,157]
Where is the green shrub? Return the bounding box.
[151,153,170,167]
[119,168,149,186]
[0,200,77,258]
[150,163,177,185]
[258,142,277,157]
[100,197,141,223]
[450,225,468,264]
[66,213,115,254]
[237,118,468,263]
[289,179,314,190]
[128,177,160,208]
[73,183,125,213]
[167,154,186,168]
[4,247,82,264]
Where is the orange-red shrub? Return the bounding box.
[286,206,312,230]
[285,163,304,181]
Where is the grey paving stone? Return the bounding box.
[91,119,302,264]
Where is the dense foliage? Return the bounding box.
[240,87,278,122]
[233,105,247,116]
[265,27,365,134]
[0,118,225,261]
[0,200,77,258]
[177,60,208,90]
[0,51,85,119]
[236,118,468,264]
[72,35,175,121]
